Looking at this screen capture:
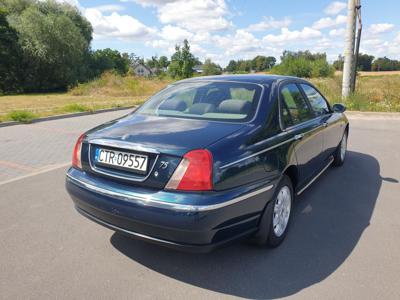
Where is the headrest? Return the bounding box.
[158,99,187,111]
[188,103,216,115]
[218,99,251,114]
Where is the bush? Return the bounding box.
[202,59,222,76]
[272,52,335,78]
[311,59,335,77]
[272,57,312,77]
[68,71,170,97]
[63,103,90,112]
[7,110,37,123]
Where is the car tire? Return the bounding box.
[332,131,347,167]
[252,175,294,247]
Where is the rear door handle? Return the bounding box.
[294,134,304,140]
[323,122,328,127]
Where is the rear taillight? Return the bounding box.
[166,149,213,191]
[72,134,85,169]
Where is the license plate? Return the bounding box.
[94,148,148,172]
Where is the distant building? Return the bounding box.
[193,65,203,74]
[132,63,152,77]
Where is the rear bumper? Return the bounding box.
[75,206,254,253]
[66,167,277,252]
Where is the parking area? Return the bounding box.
[0,111,399,299]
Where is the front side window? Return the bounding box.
[301,84,330,116]
[280,83,314,128]
[136,81,263,122]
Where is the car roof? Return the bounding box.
[176,74,305,85]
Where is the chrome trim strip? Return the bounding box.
[76,207,182,246]
[88,139,160,154]
[66,173,273,212]
[220,137,295,169]
[88,143,159,182]
[286,123,324,135]
[297,157,334,195]
[219,123,325,170]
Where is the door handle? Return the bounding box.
[294,134,304,141]
[323,122,328,127]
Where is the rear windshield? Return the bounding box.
[136,81,263,122]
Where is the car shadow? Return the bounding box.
[110,151,381,299]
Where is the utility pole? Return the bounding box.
[351,1,362,92]
[342,0,357,98]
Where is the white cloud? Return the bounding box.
[89,5,125,13]
[329,28,345,37]
[147,25,212,57]
[324,2,346,15]
[312,14,347,29]
[159,25,193,41]
[55,0,400,66]
[395,32,400,43]
[246,16,291,32]
[84,8,156,40]
[127,0,232,33]
[55,0,80,6]
[362,39,382,47]
[158,0,231,32]
[263,27,322,44]
[126,0,178,7]
[213,29,263,56]
[369,23,395,34]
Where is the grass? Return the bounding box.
[69,72,170,97]
[1,72,399,123]
[0,72,171,123]
[63,103,91,113]
[6,110,38,123]
[310,75,400,112]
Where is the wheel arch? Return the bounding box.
[282,164,299,192]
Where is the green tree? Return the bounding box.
[251,55,276,71]
[281,50,327,61]
[333,55,344,71]
[181,39,195,78]
[273,50,334,78]
[168,39,196,78]
[225,60,237,73]
[0,8,22,93]
[90,48,130,76]
[158,56,169,69]
[4,0,92,91]
[371,57,400,71]
[145,56,159,69]
[168,44,183,78]
[237,60,252,72]
[357,53,374,71]
[202,58,222,75]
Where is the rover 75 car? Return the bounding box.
[66,75,349,252]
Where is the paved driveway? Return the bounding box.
[0,111,399,299]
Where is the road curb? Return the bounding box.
[0,106,137,128]
[345,111,400,119]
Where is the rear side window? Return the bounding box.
[280,84,314,128]
[300,84,330,116]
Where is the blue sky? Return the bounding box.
[64,0,400,66]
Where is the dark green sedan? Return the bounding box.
[66,75,349,252]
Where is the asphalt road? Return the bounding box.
[1,111,399,299]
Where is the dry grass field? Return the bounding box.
[1,71,399,123]
[0,73,170,122]
[335,70,400,76]
[311,74,400,112]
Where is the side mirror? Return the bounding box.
[332,103,346,113]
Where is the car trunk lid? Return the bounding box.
[81,114,244,189]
